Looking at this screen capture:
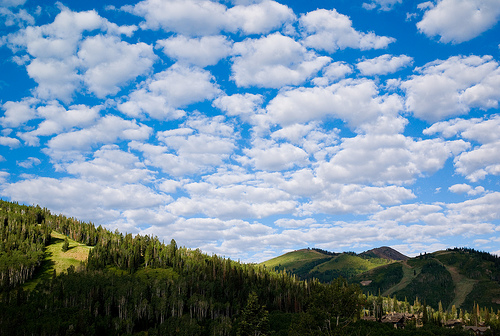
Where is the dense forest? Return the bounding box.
[0,199,499,335]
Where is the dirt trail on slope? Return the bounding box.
[383,260,417,297]
[445,265,477,310]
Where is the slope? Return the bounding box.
[24,231,91,290]
[261,248,396,282]
[354,249,500,311]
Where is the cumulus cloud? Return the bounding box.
[78,35,156,97]
[125,0,294,35]
[1,176,170,224]
[118,64,220,119]
[454,141,500,181]
[4,7,144,101]
[131,115,236,177]
[363,0,402,11]
[16,156,40,168]
[45,115,152,159]
[449,183,485,195]
[424,116,500,181]
[401,55,500,122]
[0,136,21,148]
[213,93,264,119]
[231,33,331,88]
[356,54,413,76]
[64,145,154,184]
[18,103,101,146]
[242,139,309,171]
[424,115,500,144]
[301,184,415,215]
[266,79,403,128]
[312,61,353,86]
[417,0,500,43]
[299,9,395,52]
[317,133,469,185]
[157,35,232,67]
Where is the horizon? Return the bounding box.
[1,0,500,263]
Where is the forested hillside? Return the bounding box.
[1,199,499,335]
[0,200,362,335]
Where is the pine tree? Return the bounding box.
[62,237,69,252]
[237,291,269,336]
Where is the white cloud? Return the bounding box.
[46,115,152,158]
[0,136,21,148]
[417,0,500,43]
[243,140,309,171]
[454,141,500,181]
[449,183,485,195]
[125,0,293,36]
[16,156,40,168]
[18,103,101,146]
[4,7,140,101]
[401,55,500,122]
[425,115,500,144]
[64,145,154,184]
[299,9,395,52]
[157,35,232,67]
[231,33,331,88]
[266,79,403,128]
[275,217,316,228]
[312,61,353,86]
[302,184,415,215]
[78,35,156,98]
[356,54,413,76]
[226,0,295,35]
[1,176,170,224]
[362,0,402,11]
[0,0,27,6]
[0,7,34,27]
[118,64,220,119]
[132,115,236,177]
[167,181,297,219]
[213,93,264,119]
[317,133,469,185]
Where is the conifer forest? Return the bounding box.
[1,199,499,335]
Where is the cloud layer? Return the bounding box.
[0,0,499,261]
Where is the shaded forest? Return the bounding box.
[0,199,499,335]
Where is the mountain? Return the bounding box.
[2,199,499,335]
[262,247,500,312]
[260,247,399,283]
[0,200,362,335]
[360,246,409,261]
[354,249,500,311]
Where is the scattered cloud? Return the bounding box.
[299,9,395,52]
[417,0,500,43]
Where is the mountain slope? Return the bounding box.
[360,246,409,261]
[354,249,500,311]
[261,248,396,282]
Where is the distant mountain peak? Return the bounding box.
[360,246,408,261]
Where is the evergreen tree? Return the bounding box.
[237,291,269,336]
[62,237,69,252]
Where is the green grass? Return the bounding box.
[261,249,331,270]
[383,261,419,297]
[23,231,91,290]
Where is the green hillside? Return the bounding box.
[354,249,500,311]
[261,248,394,282]
[2,199,500,335]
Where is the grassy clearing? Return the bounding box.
[383,261,419,297]
[23,231,91,290]
[446,265,477,311]
[261,249,330,269]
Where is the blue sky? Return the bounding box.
[1,0,500,262]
